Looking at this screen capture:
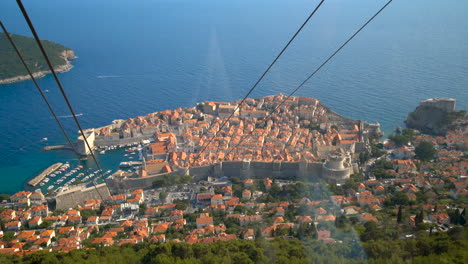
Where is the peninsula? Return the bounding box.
[73,94,383,192]
[0,33,75,84]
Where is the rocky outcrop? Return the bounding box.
[405,98,464,136]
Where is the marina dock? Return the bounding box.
[28,162,63,187]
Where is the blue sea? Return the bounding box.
[0,0,466,194]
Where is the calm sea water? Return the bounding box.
[0,0,466,194]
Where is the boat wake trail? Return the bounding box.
[97,75,121,78]
[57,113,84,118]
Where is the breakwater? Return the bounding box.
[43,145,73,151]
[27,162,63,187]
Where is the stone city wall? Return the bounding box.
[107,159,355,193]
[55,183,111,210]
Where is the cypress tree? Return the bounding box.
[452,209,460,225]
[459,214,466,226]
[397,205,403,224]
[415,210,424,225]
[255,227,262,240]
[310,222,318,239]
[297,223,305,240]
[414,212,420,225]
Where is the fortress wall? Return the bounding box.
[107,170,188,193]
[121,175,163,190]
[199,160,326,182]
[298,162,323,181]
[221,161,243,178]
[420,98,456,112]
[107,159,354,194]
[250,161,274,179]
[279,162,300,178]
[55,183,110,210]
[189,165,213,181]
[94,135,150,147]
[76,129,95,155]
[106,179,124,195]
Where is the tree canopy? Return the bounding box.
[415,141,436,162]
[0,229,467,264]
[0,33,72,81]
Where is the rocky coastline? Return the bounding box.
[0,50,76,85]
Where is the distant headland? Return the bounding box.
[0,33,76,85]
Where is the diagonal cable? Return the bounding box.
[16,0,114,201]
[1,21,79,157]
[224,0,393,159]
[1,21,106,202]
[188,0,326,167]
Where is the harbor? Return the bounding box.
[27,162,63,187]
[24,142,145,195]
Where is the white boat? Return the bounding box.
[119,162,131,168]
[47,185,54,191]
[100,150,106,154]
[40,183,45,187]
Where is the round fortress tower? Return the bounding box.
[322,152,351,184]
[326,154,346,170]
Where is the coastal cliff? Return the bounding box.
[0,33,76,85]
[405,98,467,135]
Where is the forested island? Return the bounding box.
[0,33,75,84]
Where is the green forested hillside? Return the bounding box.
[0,227,466,264]
[0,33,71,80]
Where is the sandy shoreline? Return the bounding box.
[0,50,76,85]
